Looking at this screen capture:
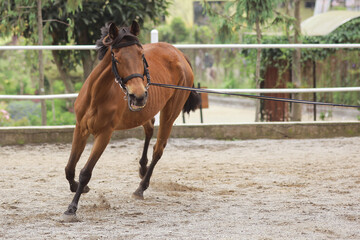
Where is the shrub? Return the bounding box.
[6,100,41,125]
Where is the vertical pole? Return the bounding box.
[37,0,46,125]
[254,18,262,122]
[151,29,158,44]
[313,60,317,121]
[198,82,203,123]
[151,29,160,125]
[291,0,302,121]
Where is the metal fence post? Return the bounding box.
[151,29,160,125]
[151,29,158,44]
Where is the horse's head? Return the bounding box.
[105,21,150,112]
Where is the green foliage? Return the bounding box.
[155,15,256,89]
[241,16,360,106]
[158,17,191,43]
[203,0,281,43]
[158,24,174,43]
[234,0,280,26]
[1,98,76,126]
[46,99,76,125]
[242,15,360,66]
[170,17,189,43]
[74,82,83,92]
[157,17,220,44]
[0,0,171,126]
[6,100,41,125]
[0,0,171,95]
[0,43,37,95]
[0,102,31,126]
[220,49,255,89]
[193,25,213,43]
[327,17,360,43]
[0,0,170,42]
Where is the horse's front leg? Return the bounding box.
[65,125,90,193]
[139,118,155,179]
[63,128,113,221]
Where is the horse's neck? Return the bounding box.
[87,50,116,101]
[88,50,112,83]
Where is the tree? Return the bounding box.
[0,0,48,125]
[204,0,281,121]
[291,0,302,121]
[37,0,46,125]
[0,0,170,94]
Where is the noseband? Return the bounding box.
[111,42,151,91]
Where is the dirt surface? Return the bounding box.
[1,137,360,239]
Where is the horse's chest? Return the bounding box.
[82,105,117,134]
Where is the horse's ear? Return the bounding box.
[130,21,140,36]
[108,22,119,40]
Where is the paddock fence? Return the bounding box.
[1,43,360,99]
[0,39,360,143]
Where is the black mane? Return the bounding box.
[96,23,140,60]
[96,23,112,60]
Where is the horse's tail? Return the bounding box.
[181,53,201,114]
[183,87,201,114]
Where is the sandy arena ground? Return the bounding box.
[1,136,360,239]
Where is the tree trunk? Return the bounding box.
[255,17,262,122]
[284,0,291,41]
[51,50,75,94]
[81,50,95,80]
[291,0,302,121]
[78,27,96,79]
[37,0,47,126]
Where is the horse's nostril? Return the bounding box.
[129,92,147,102]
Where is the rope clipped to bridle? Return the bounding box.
[149,82,360,109]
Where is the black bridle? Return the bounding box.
[111,42,151,91]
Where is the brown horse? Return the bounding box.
[63,21,200,220]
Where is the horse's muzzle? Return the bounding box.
[127,91,148,112]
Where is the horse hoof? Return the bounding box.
[62,212,80,223]
[132,190,144,200]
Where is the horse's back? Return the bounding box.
[144,42,193,86]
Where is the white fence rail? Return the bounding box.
[174,43,360,49]
[1,87,360,100]
[0,43,359,100]
[1,43,360,51]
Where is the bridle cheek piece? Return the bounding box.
[111,45,151,96]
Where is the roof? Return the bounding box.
[301,10,360,36]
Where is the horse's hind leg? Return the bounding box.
[65,125,90,193]
[139,118,155,179]
[133,99,186,199]
[133,125,169,199]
